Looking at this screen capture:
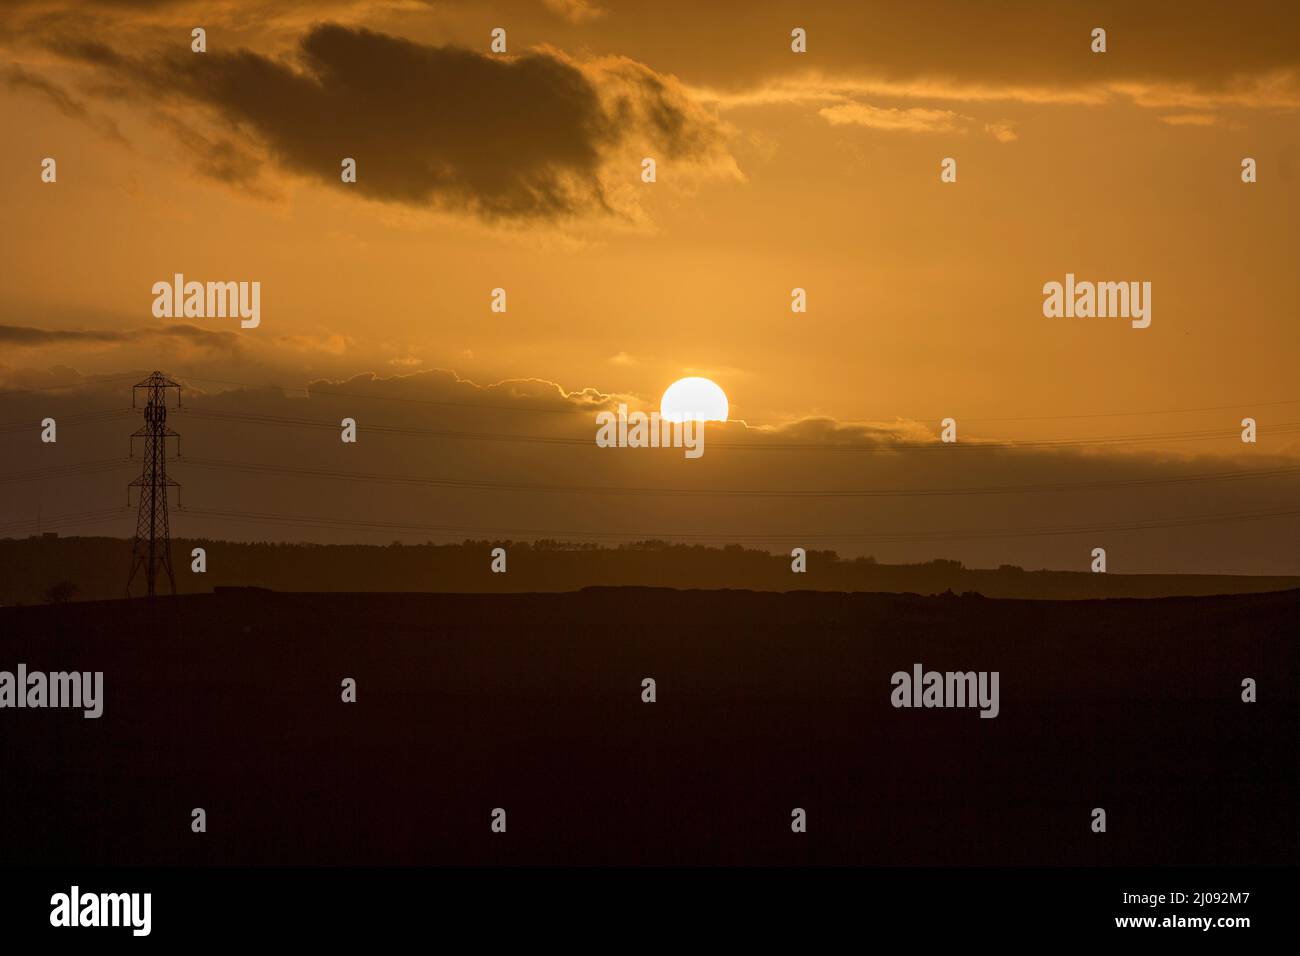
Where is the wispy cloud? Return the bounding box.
[984,120,1018,142]
[692,68,1300,123]
[3,64,128,144]
[819,103,967,134]
[1158,112,1223,127]
[542,0,607,24]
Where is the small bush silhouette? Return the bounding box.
[45,581,78,605]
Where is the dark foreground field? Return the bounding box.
[0,588,1295,866]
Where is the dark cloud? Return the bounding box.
[52,23,732,220]
[154,112,268,191]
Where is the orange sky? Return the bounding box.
[1,0,1298,571]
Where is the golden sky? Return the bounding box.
[1,0,1298,571]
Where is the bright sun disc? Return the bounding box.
[660,377,729,423]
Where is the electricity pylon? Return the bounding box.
[126,371,182,598]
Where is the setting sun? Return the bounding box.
[660,377,729,423]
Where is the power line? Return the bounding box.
[180,455,1300,500]
[0,409,134,436]
[173,373,1300,426]
[174,503,1300,544]
[181,405,1300,452]
[0,374,139,399]
[0,507,129,533]
[0,458,134,486]
[3,378,1296,553]
[5,369,1295,432]
[4,371,1296,429]
[786,397,1300,426]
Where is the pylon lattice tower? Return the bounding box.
[126,371,182,598]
